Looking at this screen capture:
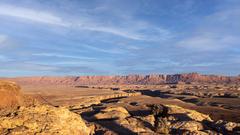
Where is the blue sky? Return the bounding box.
[0,0,240,76]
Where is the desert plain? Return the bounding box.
[1,73,240,134]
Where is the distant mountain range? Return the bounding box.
[1,73,240,85]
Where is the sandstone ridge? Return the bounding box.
[3,73,240,85]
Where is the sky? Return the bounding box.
[0,0,240,77]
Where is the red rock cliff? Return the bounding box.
[1,73,240,85]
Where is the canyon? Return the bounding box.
[1,73,240,134]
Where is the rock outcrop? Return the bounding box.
[0,81,93,135]
[94,106,130,120]
[82,102,240,134]
[210,120,240,134]
[1,80,240,134]
[3,73,240,85]
[0,105,93,135]
[69,92,141,110]
[167,105,212,122]
[0,81,23,109]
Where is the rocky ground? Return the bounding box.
[0,81,92,135]
[1,80,240,134]
[74,98,240,134]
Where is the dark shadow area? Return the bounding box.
[69,103,105,115]
[134,89,172,98]
[75,85,89,88]
[214,95,239,98]
[95,120,137,135]
[134,117,154,130]
[81,110,99,121]
[101,97,127,103]
[170,129,192,134]
[129,102,139,106]
[202,119,235,135]
[175,96,187,100]
[171,113,194,121]
[80,107,138,134]
[128,110,151,117]
[208,102,223,107]
[91,106,106,112]
[181,98,200,104]
[94,130,109,135]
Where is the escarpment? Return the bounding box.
[3,73,240,86]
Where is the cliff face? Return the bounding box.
[2,73,240,85]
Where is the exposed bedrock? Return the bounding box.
[0,81,94,135]
[3,73,240,85]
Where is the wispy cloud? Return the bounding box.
[32,53,96,60]
[81,25,142,40]
[83,45,127,54]
[0,4,69,26]
[0,4,172,41]
[0,61,58,71]
[0,60,109,76]
[177,6,240,52]
[1,1,240,76]
[178,34,239,51]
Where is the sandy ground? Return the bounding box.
[21,85,126,106]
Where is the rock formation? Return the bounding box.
[93,106,130,120]
[0,105,93,135]
[1,80,240,134]
[3,73,240,85]
[0,81,93,135]
[85,103,240,134]
[0,81,23,109]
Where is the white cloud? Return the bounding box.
[0,4,69,26]
[0,4,172,41]
[177,7,240,51]
[0,61,59,71]
[73,17,172,41]
[81,25,142,40]
[178,35,239,51]
[83,45,127,54]
[125,45,141,50]
[32,53,96,60]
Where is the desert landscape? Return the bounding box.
[1,73,240,134]
[1,0,240,134]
